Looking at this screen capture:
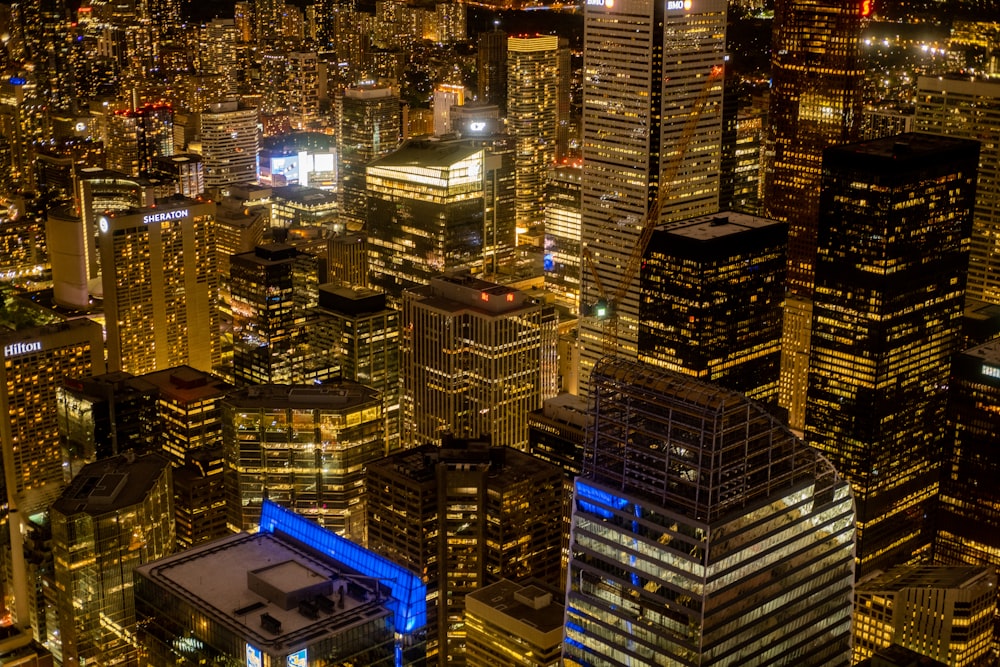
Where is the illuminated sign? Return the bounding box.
[98,216,109,233]
[5,341,42,357]
[75,121,87,132]
[860,0,872,16]
[143,209,188,225]
[8,76,25,86]
[586,0,613,7]
[666,0,692,8]
[287,649,307,667]
[982,364,1000,380]
[246,645,262,667]
[469,122,486,132]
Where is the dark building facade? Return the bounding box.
[638,211,787,407]
[806,133,979,576]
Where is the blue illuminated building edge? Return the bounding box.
[258,499,427,634]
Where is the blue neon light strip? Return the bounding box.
[576,480,629,519]
[258,500,427,633]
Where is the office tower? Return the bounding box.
[544,164,582,312]
[0,626,55,666]
[136,500,427,667]
[638,212,786,406]
[433,84,465,136]
[307,286,401,451]
[728,104,766,214]
[806,134,978,575]
[0,319,105,517]
[465,580,563,667]
[201,101,260,189]
[940,340,1000,644]
[862,107,914,141]
[230,243,321,385]
[564,358,856,666]
[338,84,401,230]
[853,566,996,666]
[477,28,507,114]
[51,453,174,667]
[366,437,564,665]
[46,206,93,311]
[328,231,369,287]
[106,103,174,177]
[916,76,1000,304]
[402,274,542,450]
[507,36,559,235]
[98,196,221,375]
[172,446,229,549]
[861,646,948,667]
[224,382,383,539]
[270,184,339,227]
[367,138,503,298]
[138,366,233,465]
[764,0,865,429]
[578,0,726,392]
[56,372,159,478]
[151,154,204,197]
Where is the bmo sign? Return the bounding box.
[143,208,189,225]
[667,0,692,8]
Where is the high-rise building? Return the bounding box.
[543,164,582,312]
[306,286,401,451]
[578,0,726,392]
[433,84,465,136]
[853,566,996,666]
[508,35,559,235]
[106,103,174,177]
[135,499,428,667]
[806,134,979,576]
[763,0,865,429]
[172,446,229,550]
[638,211,786,407]
[940,339,1000,644]
[367,138,503,298]
[477,28,507,114]
[402,274,542,450]
[915,76,1000,305]
[138,366,233,466]
[564,357,856,666]
[51,452,174,667]
[224,382,384,539]
[56,371,159,478]
[338,84,401,230]
[287,51,320,130]
[465,579,563,667]
[200,18,241,97]
[98,196,221,375]
[1,319,105,516]
[366,437,564,665]
[230,243,321,385]
[200,101,260,189]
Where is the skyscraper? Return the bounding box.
[915,75,1000,304]
[477,28,507,114]
[564,358,856,666]
[367,138,498,298]
[543,164,582,312]
[638,212,786,407]
[763,0,865,429]
[200,101,260,189]
[230,243,320,385]
[578,0,725,391]
[508,35,559,235]
[338,84,401,230]
[366,437,564,665]
[806,133,979,575]
[98,196,221,375]
[402,274,542,450]
[224,382,384,539]
[106,103,174,177]
[51,452,174,667]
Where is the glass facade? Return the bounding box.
[806,134,979,576]
[638,212,786,407]
[223,382,383,540]
[543,164,581,312]
[338,84,401,230]
[564,357,855,666]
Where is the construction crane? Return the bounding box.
[584,65,724,357]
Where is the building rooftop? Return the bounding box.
[827,132,980,164]
[224,382,379,410]
[51,452,170,516]
[370,439,562,486]
[660,211,784,242]
[466,579,564,646]
[856,565,994,593]
[139,366,233,405]
[405,274,537,316]
[370,138,482,170]
[272,185,337,206]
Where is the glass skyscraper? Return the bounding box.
[564,357,855,666]
[806,133,979,576]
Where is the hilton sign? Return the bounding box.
[4,341,42,357]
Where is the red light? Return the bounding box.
[506,293,514,302]
[481,293,490,302]
[860,0,872,16]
